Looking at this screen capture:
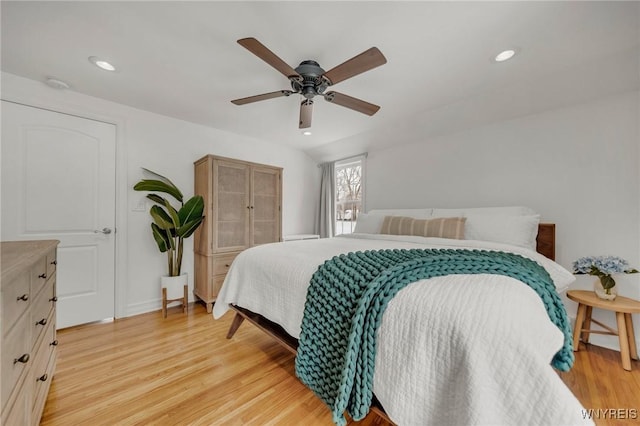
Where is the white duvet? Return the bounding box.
[213,234,592,426]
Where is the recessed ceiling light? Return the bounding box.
[302,131,312,136]
[88,56,116,71]
[494,49,516,62]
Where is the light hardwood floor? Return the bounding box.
[42,302,639,425]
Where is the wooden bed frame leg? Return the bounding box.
[227,313,245,339]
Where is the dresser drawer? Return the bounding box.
[1,272,30,337]
[31,320,56,417]
[2,374,31,426]
[212,253,238,276]
[30,277,55,348]
[211,275,226,298]
[46,249,57,281]
[32,350,55,426]
[1,313,31,410]
[30,257,48,296]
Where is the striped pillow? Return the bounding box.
[380,216,466,239]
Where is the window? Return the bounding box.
[335,156,365,235]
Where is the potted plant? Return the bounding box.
[134,168,205,300]
[573,256,638,300]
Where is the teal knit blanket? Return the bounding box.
[294,248,574,425]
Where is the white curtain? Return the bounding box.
[316,162,335,238]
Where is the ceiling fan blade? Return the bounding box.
[231,90,294,105]
[324,91,380,116]
[299,99,313,129]
[322,47,387,85]
[237,37,301,80]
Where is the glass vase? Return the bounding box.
[593,277,617,301]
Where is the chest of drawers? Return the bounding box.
[1,240,59,425]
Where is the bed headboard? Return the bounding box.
[536,223,555,261]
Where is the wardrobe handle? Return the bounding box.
[17,294,29,301]
[36,318,47,326]
[38,374,48,382]
[49,296,58,302]
[14,354,29,364]
[51,260,57,265]
[39,273,47,279]
[50,340,59,346]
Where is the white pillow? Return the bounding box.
[353,213,385,234]
[464,214,541,250]
[432,206,537,217]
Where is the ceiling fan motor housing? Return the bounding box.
[292,60,328,99]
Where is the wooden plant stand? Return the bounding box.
[162,284,188,318]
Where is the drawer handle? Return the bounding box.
[225,264,230,268]
[38,374,48,382]
[17,294,29,301]
[36,318,47,326]
[51,260,57,265]
[50,340,59,346]
[39,273,47,279]
[49,296,58,302]
[14,354,29,364]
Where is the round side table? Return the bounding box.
[567,290,640,371]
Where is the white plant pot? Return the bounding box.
[161,273,188,300]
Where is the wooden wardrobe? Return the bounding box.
[193,155,282,312]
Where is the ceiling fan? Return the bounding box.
[231,37,387,129]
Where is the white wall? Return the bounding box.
[366,90,640,351]
[2,72,320,317]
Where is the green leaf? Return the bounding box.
[141,168,180,188]
[146,194,167,206]
[150,205,174,230]
[151,223,170,253]
[600,275,616,290]
[177,216,204,239]
[178,196,205,225]
[162,198,181,228]
[625,268,639,274]
[134,179,183,203]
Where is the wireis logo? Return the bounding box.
[582,408,638,420]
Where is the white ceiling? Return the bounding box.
[2,1,639,161]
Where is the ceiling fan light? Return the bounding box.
[89,56,116,71]
[494,49,516,62]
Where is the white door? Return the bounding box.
[1,101,117,329]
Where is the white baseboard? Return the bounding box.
[125,294,195,318]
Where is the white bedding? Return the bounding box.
[213,234,592,426]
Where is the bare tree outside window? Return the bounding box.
[335,159,363,235]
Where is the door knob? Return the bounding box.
[94,228,112,235]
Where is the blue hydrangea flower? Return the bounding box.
[573,256,638,279]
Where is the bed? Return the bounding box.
[213,208,592,426]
